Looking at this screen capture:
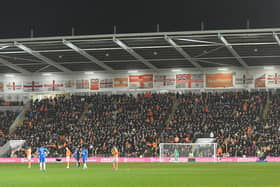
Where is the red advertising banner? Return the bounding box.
[255,74,266,88]
[176,74,188,88]
[1,157,280,163]
[206,73,233,88]
[90,79,99,90]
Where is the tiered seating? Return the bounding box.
[8,91,280,157]
[0,111,19,146]
[168,91,268,157]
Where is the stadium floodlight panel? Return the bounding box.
[84,71,94,75]
[218,67,228,71]
[4,74,15,78]
[42,73,52,76]
[264,66,275,70]
[171,69,182,72]
[128,70,138,73]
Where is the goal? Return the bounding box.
[159,143,217,162]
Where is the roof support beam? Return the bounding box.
[63,39,114,72]
[164,35,202,69]
[273,32,280,46]
[195,59,230,66]
[113,37,158,71]
[0,57,31,74]
[36,65,51,72]
[14,42,72,73]
[218,34,249,68]
[3,28,280,43]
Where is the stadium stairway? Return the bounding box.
[0,140,25,157]
[164,98,179,127]
[262,93,271,120]
[8,101,30,134]
[47,109,57,119]
[79,102,89,121]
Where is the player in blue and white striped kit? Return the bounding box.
[36,146,48,171]
[81,146,88,169]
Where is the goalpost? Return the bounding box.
[159,143,217,162]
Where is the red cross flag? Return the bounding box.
[267,73,280,87]
[76,80,89,90]
[43,80,65,91]
[129,74,153,89]
[176,74,203,88]
[5,81,22,92]
[154,75,175,88]
[23,81,43,92]
[235,72,254,87]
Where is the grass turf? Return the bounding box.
[0,163,279,187]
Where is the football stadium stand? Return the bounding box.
[0,91,278,158]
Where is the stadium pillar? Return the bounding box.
[157,24,160,32]
[114,25,117,34]
[72,27,75,36]
[246,19,250,29]
[201,22,204,31]
[30,29,34,38]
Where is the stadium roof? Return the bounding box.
[1,28,280,74]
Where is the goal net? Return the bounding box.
[159,143,217,162]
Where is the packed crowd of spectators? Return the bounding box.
[84,93,174,157]
[0,111,19,146]
[12,93,174,157]
[0,99,24,106]
[12,96,85,157]
[165,91,271,157]
[3,91,280,158]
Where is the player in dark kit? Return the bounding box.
[74,146,81,168]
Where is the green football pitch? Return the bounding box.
[0,163,279,187]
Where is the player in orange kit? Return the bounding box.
[26,146,32,168]
[65,147,72,168]
[111,146,119,171]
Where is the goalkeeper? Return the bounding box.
[174,148,179,161]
